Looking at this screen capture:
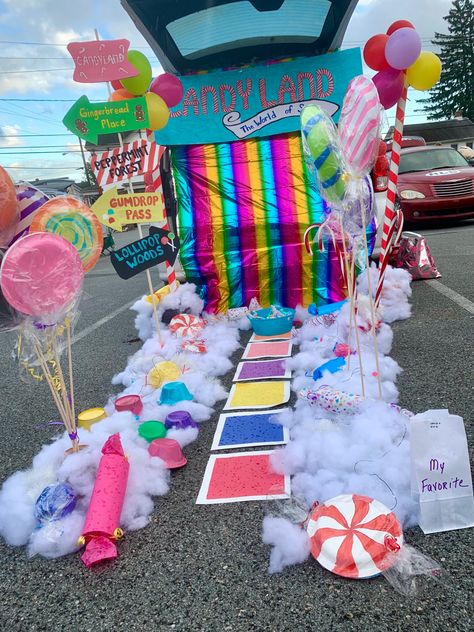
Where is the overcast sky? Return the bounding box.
[0,0,454,182]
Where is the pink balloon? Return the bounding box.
[0,232,83,318]
[385,27,422,70]
[149,73,184,108]
[373,68,405,109]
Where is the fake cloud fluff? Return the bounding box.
[132,282,205,341]
[262,516,311,574]
[263,266,418,574]
[0,285,242,560]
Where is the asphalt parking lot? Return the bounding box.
[0,221,473,632]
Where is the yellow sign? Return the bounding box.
[90,186,164,232]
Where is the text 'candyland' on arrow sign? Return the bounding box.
[111,227,180,280]
[90,187,164,231]
[62,95,149,144]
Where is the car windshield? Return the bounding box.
[399,149,468,174]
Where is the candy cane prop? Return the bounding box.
[375,83,408,308]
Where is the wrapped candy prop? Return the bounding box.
[0,165,20,248]
[306,494,403,579]
[0,232,84,451]
[79,434,129,568]
[29,196,103,273]
[35,483,77,526]
[298,385,363,415]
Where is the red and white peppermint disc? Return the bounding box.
[306,494,402,579]
[168,314,206,338]
[181,339,207,353]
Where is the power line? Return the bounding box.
[2,68,72,74]
[0,133,73,137]
[5,166,83,170]
[0,98,76,102]
[1,150,83,155]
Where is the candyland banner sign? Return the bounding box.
[154,48,362,146]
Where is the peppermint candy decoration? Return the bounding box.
[307,494,403,579]
[180,338,207,353]
[168,314,206,338]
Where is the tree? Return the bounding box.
[418,0,474,120]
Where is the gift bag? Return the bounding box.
[390,231,441,280]
[411,410,474,534]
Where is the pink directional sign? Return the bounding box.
[67,39,138,83]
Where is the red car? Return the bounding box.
[395,145,474,222]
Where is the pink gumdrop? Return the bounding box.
[149,73,184,108]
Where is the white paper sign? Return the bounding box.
[411,409,474,534]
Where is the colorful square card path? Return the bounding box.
[242,340,292,360]
[233,359,291,382]
[224,380,291,410]
[249,331,292,343]
[211,409,290,450]
[196,451,291,504]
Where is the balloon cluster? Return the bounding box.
[364,20,442,109]
[108,50,184,131]
[301,75,382,237]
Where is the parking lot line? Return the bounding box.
[72,297,141,345]
[426,280,474,315]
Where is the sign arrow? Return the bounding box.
[90,187,165,232]
[62,95,149,144]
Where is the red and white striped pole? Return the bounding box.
[375,82,408,309]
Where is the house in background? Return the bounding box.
[29,177,84,199]
[386,118,474,151]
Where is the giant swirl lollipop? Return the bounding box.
[0,232,84,452]
[0,232,83,319]
[30,196,103,273]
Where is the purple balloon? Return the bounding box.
[373,68,405,109]
[149,73,184,108]
[385,27,422,70]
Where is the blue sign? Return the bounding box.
[155,48,362,146]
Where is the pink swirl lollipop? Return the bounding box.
[338,76,382,177]
[0,232,83,318]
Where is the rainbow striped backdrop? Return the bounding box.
[172,132,351,313]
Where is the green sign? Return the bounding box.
[62,95,149,144]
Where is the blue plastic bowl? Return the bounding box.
[247,307,295,336]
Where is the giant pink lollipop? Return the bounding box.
[0,232,83,318]
[338,75,382,177]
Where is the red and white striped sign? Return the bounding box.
[90,140,162,188]
[306,494,403,579]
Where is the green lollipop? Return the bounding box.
[301,105,347,207]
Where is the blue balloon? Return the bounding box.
[35,483,77,525]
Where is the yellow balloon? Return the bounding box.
[145,92,170,131]
[406,52,442,91]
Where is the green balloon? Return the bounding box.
[121,50,152,96]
